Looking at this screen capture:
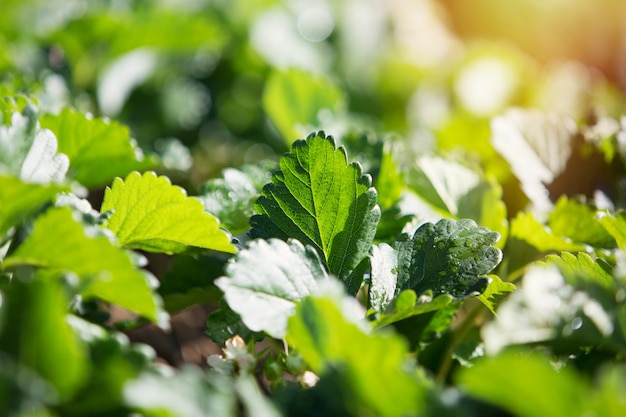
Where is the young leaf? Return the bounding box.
[40,108,156,188]
[251,132,380,292]
[286,293,425,417]
[3,207,162,321]
[394,218,502,298]
[372,290,455,329]
[101,171,236,254]
[263,69,346,145]
[215,238,330,339]
[476,274,516,315]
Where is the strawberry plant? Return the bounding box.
[2,1,626,417]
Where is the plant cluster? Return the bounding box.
[1,1,626,416]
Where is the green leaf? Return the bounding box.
[3,207,162,321]
[215,238,330,338]
[199,162,275,235]
[544,252,613,289]
[0,106,68,184]
[548,196,616,248]
[408,155,481,216]
[407,156,508,242]
[40,108,156,188]
[0,176,67,236]
[286,293,425,417]
[0,274,89,400]
[251,132,380,291]
[600,211,626,251]
[263,69,346,145]
[372,290,455,329]
[456,350,588,417]
[506,211,589,275]
[101,171,236,254]
[476,274,516,315]
[393,218,502,298]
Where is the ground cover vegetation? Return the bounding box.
[1,1,626,416]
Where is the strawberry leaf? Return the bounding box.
[215,238,329,339]
[101,171,236,254]
[251,131,380,292]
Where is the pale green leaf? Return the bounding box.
[286,293,425,417]
[0,106,68,184]
[199,162,275,235]
[511,211,587,253]
[215,238,330,338]
[101,171,236,254]
[482,264,623,355]
[40,108,156,188]
[394,218,501,298]
[3,207,161,321]
[263,69,346,145]
[548,196,616,248]
[600,211,626,251]
[476,274,516,315]
[491,108,576,214]
[407,156,508,242]
[544,252,613,288]
[0,175,67,236]
[251,132,380,292]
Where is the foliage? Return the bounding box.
[1,1,626,416]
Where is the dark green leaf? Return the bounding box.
[251,131,380,291]
[0,274,89,400]
[206,301,265,345]
[394,218,501,298]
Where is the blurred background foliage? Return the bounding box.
[2,0,625,195]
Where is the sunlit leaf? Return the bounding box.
[548,196,616,248]
[491,108,575,215]
[215,238,329,338]
[40,108,156,188]
[476,274,516,315]
[251,132,380,292]
[101,171,236,254]
[3,207,162,321]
